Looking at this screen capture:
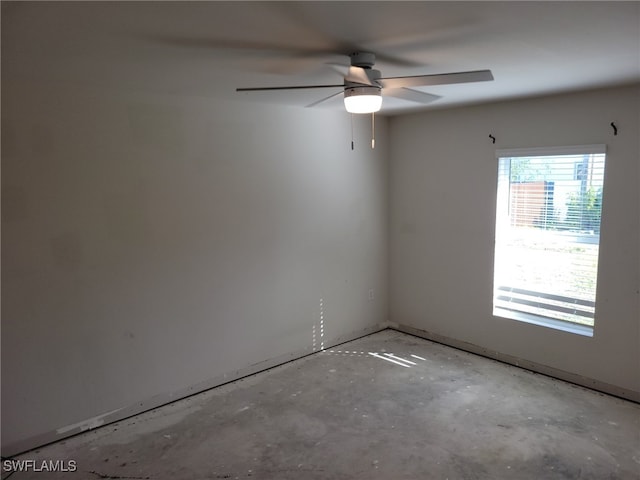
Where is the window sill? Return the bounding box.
[493,307,594,337]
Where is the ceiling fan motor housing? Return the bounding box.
[350,52,376,68]
[344,63,382,114]
[344,85,382,98]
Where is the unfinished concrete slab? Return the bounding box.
[5,330,640,479]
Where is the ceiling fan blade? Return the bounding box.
[326,63,372,85]
[384,88,441,105]
[306,90,344,108]
[378,70,494,89]
[236,84,344,92]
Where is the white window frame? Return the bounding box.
[493,144,607,337]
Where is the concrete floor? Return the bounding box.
[5,330,640,479]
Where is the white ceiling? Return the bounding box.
[3,1,639,115]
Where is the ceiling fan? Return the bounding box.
[237,52,494,113]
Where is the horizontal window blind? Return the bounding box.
[493,150,606,327]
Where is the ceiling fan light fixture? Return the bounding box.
[344,86,382,114]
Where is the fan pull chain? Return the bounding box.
[350,113,355,150]
[371,112,376,149]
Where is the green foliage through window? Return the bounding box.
[566,188,602,233]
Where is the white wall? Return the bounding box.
[390,84,640,397]
[3,76,637,457]
[1,83,389,455]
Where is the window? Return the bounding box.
[493,145,606,336]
